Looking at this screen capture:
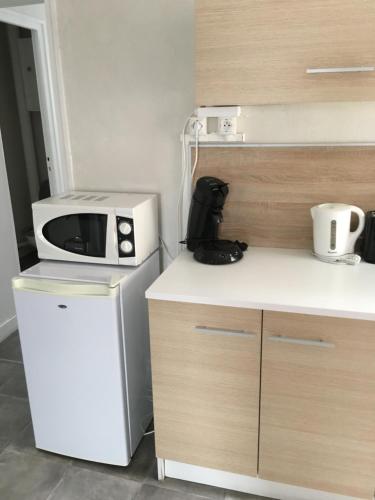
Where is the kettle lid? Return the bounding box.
[314,203,352,212]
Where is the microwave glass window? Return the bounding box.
[42,214,108,257]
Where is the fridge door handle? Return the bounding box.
[12,277,117,297]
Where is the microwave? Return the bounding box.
[33,191,159,266]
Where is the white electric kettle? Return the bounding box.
[311,203,365,257]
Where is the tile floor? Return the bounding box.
[0,331,276,500]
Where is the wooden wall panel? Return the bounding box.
[193,146,375,249]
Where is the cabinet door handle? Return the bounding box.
[194,326,257,338]
[306,66,375,74]
[267,335,335,348]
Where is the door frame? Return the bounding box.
[0,129,20,342]
[0,3,73,195]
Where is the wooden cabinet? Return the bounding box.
[148,300,262,476]
[260,311,375,499]
[196,0,375,106]
[149,299,375,497]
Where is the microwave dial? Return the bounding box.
[120,240,134,255]
[118,221,132,236]
[117,216,135,257]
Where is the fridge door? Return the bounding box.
[12,278,131,466]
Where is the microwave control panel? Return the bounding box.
[117,217,136,257]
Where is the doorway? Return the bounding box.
[0,20,50,271]
[0,2,70,342]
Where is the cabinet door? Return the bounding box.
[149,300,261,476]
[260,311,375,499]
[196,0,375,105]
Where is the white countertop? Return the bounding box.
[146,247,375,321]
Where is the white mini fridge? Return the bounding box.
[12,251,159,466]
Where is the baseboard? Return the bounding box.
[162,459,360,500]
[0,316,17,343]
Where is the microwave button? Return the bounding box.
[118,221,132,236]
[120,240,134,255]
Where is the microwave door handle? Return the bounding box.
[103,213,117,263]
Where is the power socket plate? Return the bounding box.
[217,117,237,135]
[188,117,207,136]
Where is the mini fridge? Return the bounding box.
[12,251,159,466]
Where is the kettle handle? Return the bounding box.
[347,206,365,253]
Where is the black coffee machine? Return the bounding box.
[185,176,247,264]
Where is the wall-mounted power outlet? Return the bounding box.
[188,117,207,136]
[217,117,237,135]
[181,114,245,143]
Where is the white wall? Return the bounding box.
[10,4,44,19]
[0,1,43,9]
[52,0,194,262]
[0,131,20,342]
[0,3,45,20]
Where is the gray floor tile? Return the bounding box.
[0,332,23,363]
[0,395,30,441]
[9,423,74,471]
[0,448,69,500]
[135,483,208,500]
[73,434,155,482]
[146,468,224,499]
[10,422,37,453]
[49,466,141,500]
[0,438,9,454]
[0,360,18,385]
[0,362,28,399]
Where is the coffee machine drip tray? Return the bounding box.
[193,240,246,265]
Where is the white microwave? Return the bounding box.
[33,191,159,266]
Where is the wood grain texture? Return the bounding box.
[260,311,375,499]
[193,146,375,249]
[148,300,262,476]
[196,0,375,106]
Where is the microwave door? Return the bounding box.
[78,214,105,256]
[85,216,101,255]
[41,214,109,260]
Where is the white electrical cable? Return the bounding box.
[191,127,200,179]
[176,116,191,247]
[179,125,199,220]
[312,252,361,265]
[158,114,198,266]
[159,236,174,263]
[144,430,155,436]
[177,116,201,249]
